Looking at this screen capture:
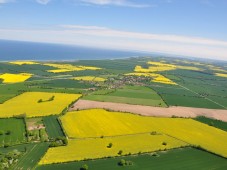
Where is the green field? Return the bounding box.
[43,116,65,138]
[0,143,48,170]
[150,81,226,109]
[154,69,227,109]
[42,79,94,89]
[36,147,227,170]
[194,116,227,131]
[0,118,27,146]
[83,85,167,107]
[9,143,49,170]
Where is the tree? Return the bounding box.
[49,96,55,101]
[118,159,126,166]
[38,99,43,103]
[49,142,59,147]
[80,164,89,170]
[5,130,11,135]
[118,150,123,155]
[62,138,68,145]
[4,143,10,148]
[162,142,167,146]
[0,130,4,135]
[152,152,159,157]
[118,159,133,166]
[150,131,157,135]
[107,143,113,148]
[209,121,214,126]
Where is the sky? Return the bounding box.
[0,0,227,60]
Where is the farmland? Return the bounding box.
[70,100,227,122]
[0,81,84,104]
[0,73,33,83]
[150,78,227,109]
[0,92,81,117]
[39,133,188,164]
[0,118,27,146]
[0,57,227,169]
[9,61,40,65]
[194,116,227,131]
[59,109,227,157]
[8,143,49,170]
[72,76,106,82]
[37,147,227,170]
[83,85,167,107]
[43,116,65,138]
[216,73,227,78]
[43,63,102,73]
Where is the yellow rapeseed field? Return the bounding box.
[134,61,201,74]
[147,61,177,68]
[39,133,188,164]
[72,76,106,82]
[147,61,202,71]
[43,63,102,73]
[134,65,176,73]
[60,109,227,158]
[0,92,81,117]
[215,73,227,78]
[152,74,177,85]
[9,61,39,65]
[125,72,156,77]
[0,73,33,83]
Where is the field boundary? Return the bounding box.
[70,100,227,122]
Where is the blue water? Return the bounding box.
[0,40,148,61]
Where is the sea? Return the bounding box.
[0,39,149,61]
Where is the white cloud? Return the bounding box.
[79,0,151,8]
[61,25,227,47]
[0,25,227,60]
[36,0,51,5]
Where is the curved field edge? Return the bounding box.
[39,133,188,164]
[36,147,227,170]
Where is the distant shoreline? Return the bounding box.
[1,39,227,63]
[0,56,139,62]
[0,39,150,61]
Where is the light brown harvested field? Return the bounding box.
[70,100,227,122]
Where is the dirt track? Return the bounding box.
[70,99,227,122]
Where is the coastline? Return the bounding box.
[0,56,140,62]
